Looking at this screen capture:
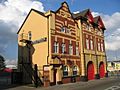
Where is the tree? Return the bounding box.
[0,55,6,71]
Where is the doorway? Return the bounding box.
[87,61,94,80]
[99,62,105,78]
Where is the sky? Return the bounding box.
[0,0,120,65]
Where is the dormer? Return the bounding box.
[94,16,106,30]
[73,9,94,23]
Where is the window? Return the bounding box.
[98,43,100,51]
[101,43,104,52]
[76,46,79,56]
[73,66,78,76]
[54,42,59,53]
[66,28,71,34]
[86,24,89,30]
[62,43,66,54]
[86,39,89,49]
[61,27,71,34]
[90,40,93,50]
[63,66,68,76]
[61,27,66,33]
[69,44,73,55]
[28,31,32,40]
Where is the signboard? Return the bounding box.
[44,66,49,71]
[32,37,47,45]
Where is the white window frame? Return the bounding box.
[98,42,100,51]
[86,39,89,49]
[62,43,66,54]
[61,27,66,33]
[28,31,32,40]
[73,66,78,76]
[69,44,73,55]
[101,43,104,52]
[76,46,79,56]
[54,42,59,53]
[63,66,68,76]
[90,40,93,50]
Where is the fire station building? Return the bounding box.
[17,2,107,86]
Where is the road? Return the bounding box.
[1,76,120,90]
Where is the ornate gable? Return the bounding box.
[55,2,76,38]
[56,2,73,20]
[98,16,105,29]
[86,10,94,23]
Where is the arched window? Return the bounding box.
[28,31,32,40]
[63,66,68,76]
[73,66,78,76]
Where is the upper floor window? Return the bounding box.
[76,46,79,56]
[28,31,32,40]
[62,43,66,54]
[101,43,104,52]
[54,42,59,53]
[63,66,68,77]
[69,44,73,55]
[61,27,66,33]
[61,26,71,34]
[86,39,89,49]
[98,42,100,51]
[90,40,93,50]
[84,23,91,31]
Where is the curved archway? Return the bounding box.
[99,62,105,78]
[87,61,94,80]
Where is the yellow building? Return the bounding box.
[17,2,107,86]
[107,61,120,72]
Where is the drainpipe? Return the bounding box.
[94,26,100,79]
[79,19,87,81]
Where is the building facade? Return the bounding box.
[17,2,107,86]
[107,61,120,72]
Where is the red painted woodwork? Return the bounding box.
[99,63,105,78]
[87,63,94,80]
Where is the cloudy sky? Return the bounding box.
[0,0,120,65]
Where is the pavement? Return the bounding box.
[1,76,120,90]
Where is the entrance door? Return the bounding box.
[53,69,57,84]
[99,63,105,78]
[87,63,94,80]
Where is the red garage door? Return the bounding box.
[99,63,105,78]
[87,63,94,80]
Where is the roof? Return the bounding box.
[72,9,89,19]
[94,16,99,24]
[94,16,106,30]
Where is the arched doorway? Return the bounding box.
[87,61,94,80]
[99,62,105,78]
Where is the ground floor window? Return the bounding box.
[63,66,68,77]
[73,66,78,76]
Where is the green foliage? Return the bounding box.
[0,55,6,71]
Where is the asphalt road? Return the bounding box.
[1,76,120,90]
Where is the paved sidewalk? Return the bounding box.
[1,77,119,90]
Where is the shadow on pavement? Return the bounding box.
[0,84,22,90]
